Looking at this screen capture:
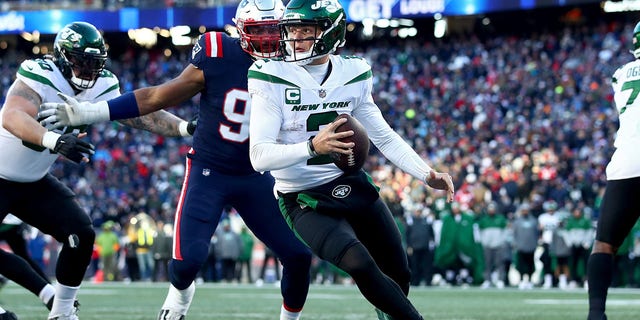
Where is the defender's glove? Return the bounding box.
[38,92,110,129]
[42,131,95,163]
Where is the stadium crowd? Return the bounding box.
[3,17,640,289]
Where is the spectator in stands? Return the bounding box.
[477,202,508,289]
[152,221,173,282]
[236,225,254,284]
[257,245,281,285]
[406,204,435,287]
[538,200,561,288]
[95,221,120,281]
[565,207,593,288]
[434,203,482,286]
[215,220,241,283]
[512,203,538,290]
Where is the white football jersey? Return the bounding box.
[249,55,432,193]
[0,58,120,182]
[538,212,560,244]
[607,59,640,180]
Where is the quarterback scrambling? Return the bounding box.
[248,0,454,319]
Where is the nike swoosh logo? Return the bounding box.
[26,65,33,70]
[256,64,262,69]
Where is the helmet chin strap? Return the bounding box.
[69,74,95,90]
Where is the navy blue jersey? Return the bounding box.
[189,31,255,175]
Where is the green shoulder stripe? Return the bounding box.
[344,69,372,85]
[248,70,299,88]
[18,67,61,92]
[96,83,120,99]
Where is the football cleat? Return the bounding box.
[48,300,80,320]
[157,309,185,320]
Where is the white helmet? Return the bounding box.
[233,0,285,59]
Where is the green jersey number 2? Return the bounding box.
[306,111,339,166]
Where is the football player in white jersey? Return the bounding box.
[247,1,454,319]
[0,21,193,320]
[586,21,640,320]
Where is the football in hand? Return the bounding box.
[331,114,370,173]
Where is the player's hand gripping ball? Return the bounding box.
[331,114,370,173]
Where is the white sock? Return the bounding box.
[161,282,195,315]
[280,305,301,320]
[39,283,56,305]
[49,283,79,317]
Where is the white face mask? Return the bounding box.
[69,73,97,90]
[283,41,316,66]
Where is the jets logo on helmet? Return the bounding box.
[58,28,83,43]
[278,0,346,65]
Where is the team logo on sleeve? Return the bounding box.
[285,88,301,104]
[192,41,202,60]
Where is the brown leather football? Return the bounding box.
[331,114,370,173]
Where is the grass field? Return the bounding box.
[1,282,639,320]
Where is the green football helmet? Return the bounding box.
[54,21,108,90]
[633,21,640,59]
[278,0,346,65]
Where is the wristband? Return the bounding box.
[307,137,318,157]
[107,92,141,120]
[178,121,191,137]
[42,131,61,150]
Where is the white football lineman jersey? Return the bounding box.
[607,59,640,180]
[249,55,432,193]
[0,58,120,182]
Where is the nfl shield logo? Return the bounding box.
[202,169,210,176]
[318,89,326,98]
